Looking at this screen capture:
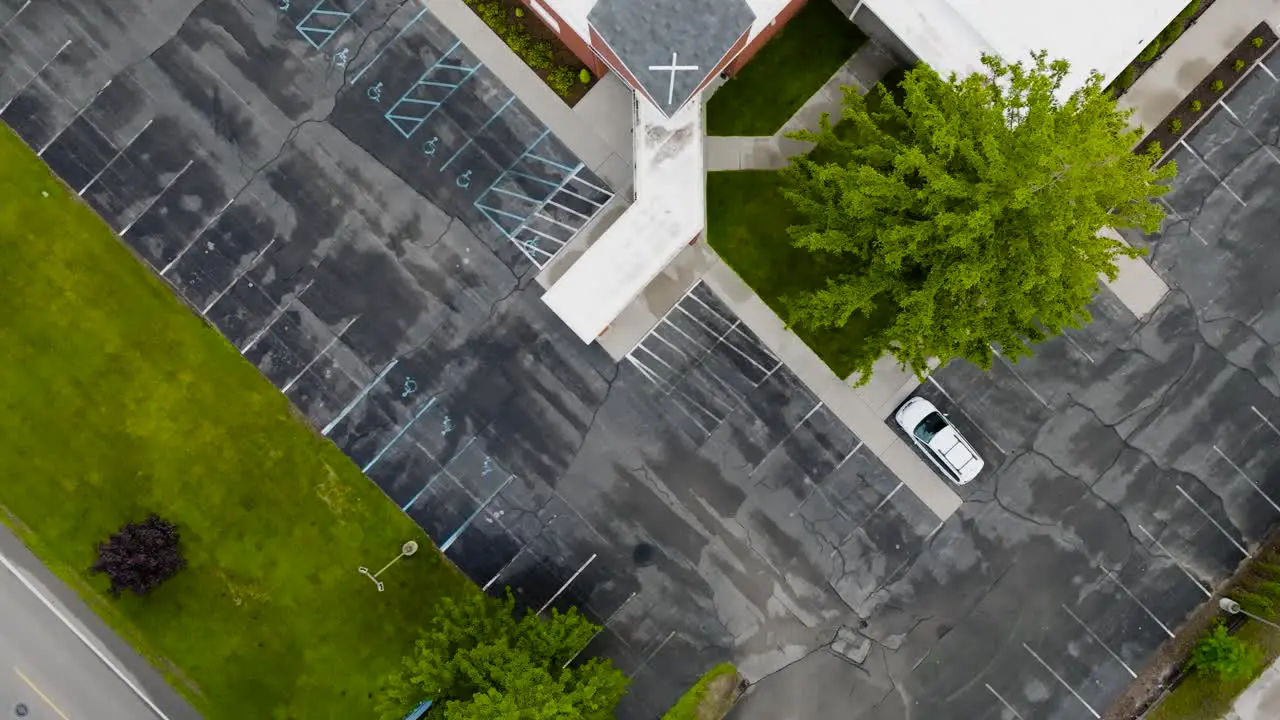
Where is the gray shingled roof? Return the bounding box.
[589,0,755,116]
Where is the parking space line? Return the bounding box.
[990,345,1050,409]
[201,234,277,316]
[1178,138,1247,207]
[363,396,440,473]
[1156,197,1210,245]
[1211,445,1280,514]
[13,667,70,720]
[239,280,313,354]
[439,474,514,552]
[1061,604,1138,678]
[1101,567,1174,638]
[350,5,431,84]
[281,315,360,393]
[39,78,111,156]
[1217,98,1280,165]
[1060,330,1095,364]
[1251,405,1280,439]
[629,630,676,679]
[295,0,370,49]
[1175,485,1250,558]
[1022,643,1100,718]
[119,159,195,236]
[440,94,514,169]
[0,38,71,114]
[320,356,397,435]
[0,0,31,33]
[926,376,1007,454]
[1137,524,1212,599]
[161,197,236,275]
[78,119,151,196]
[563,591,638,668]
[984,683,1026,720]
[538,553,597,615]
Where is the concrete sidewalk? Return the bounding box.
[1227,650,1280,719]
[1119,0,1280,136]
[706,40,897,171]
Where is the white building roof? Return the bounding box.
[542,97,706,343]
[862,0,1179,91]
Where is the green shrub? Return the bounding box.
[547,67,577,97]
[1189,99,1202,112]
[1159,20,1187,48]
[1169,118,1183,133]
[1112,66,1137,94]
[1190,622,1264,679]
[1211,78,1226,92]
[1138,38,1163,63]
[662,664,740,720]
[579,68,592,84]
[1146,140,1163,156]
[514,6,524,16]
[1253,36,1267,48]
[1235,58,1247,72]
[1175,0,1201,22]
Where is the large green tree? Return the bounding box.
[781,52,1175,381]
[377,589,629,720]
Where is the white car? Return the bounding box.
[894,397,984,485]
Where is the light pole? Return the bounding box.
[1220,597,1280,632]
[358,541,419,592]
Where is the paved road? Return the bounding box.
[0,528,199,720]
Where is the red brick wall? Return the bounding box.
[589,24,659,108]
[724,0,809,76]
[516,0,608,77]
[691,28,750,98]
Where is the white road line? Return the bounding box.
[1211,445,1280,515]
[1176,485,1250,558]
[0,551,170,719]
[1023,643,1100,718]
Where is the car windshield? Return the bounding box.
[913,412,948,443]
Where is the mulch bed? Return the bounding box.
[1138,21,1279,159]
[1110,0,1218,99]
[463,0,593,107]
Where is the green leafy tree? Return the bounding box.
[377,590,628,720]
[781,52,1175,382]
[1190,622,1263,679]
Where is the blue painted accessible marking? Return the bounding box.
[383,41,482,139]
[296,0,370,50]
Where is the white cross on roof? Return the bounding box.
[648,52,699,106]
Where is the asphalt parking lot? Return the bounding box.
[9,0,1280,717]
[732,51,1280,719]
[0,0,943,715]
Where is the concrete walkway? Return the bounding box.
[705,40,897,171]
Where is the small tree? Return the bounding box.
[781,52,1174,382]
[378,589,629,720]
[89,514,186,597]
[1189,622,1263,679]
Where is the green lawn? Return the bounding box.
[705,0,866,136]
[705,170,893,379]
[0,125,473,718]
[1149,622,1280,720]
